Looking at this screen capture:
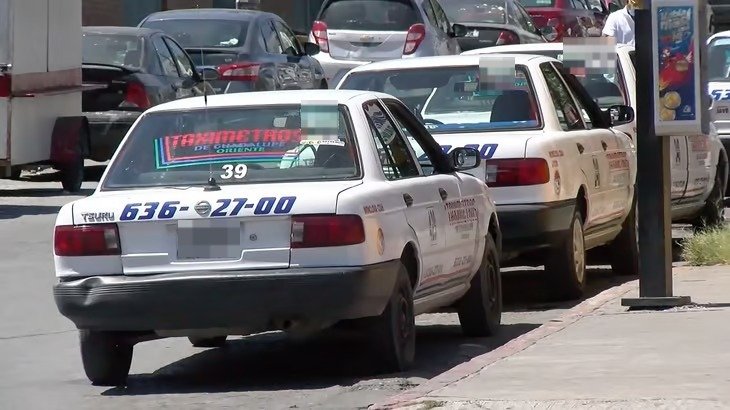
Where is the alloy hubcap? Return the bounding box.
[573,220,586,284]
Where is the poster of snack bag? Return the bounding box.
[652,0,709,136]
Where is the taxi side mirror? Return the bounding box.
[609,104,635,126]
[449,147,481,171]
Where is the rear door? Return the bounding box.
[317,0,422,62]
[428,0,460,55]
[0,0,9,160]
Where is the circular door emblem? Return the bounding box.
[377,228,385,255]
[195,201,211,216]
[554,170,561,195]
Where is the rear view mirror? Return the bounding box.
[609,104,634,126]
[198,67,219,82]
[451,23,469,38]
[449,147,481,171]
[304,42,320,56]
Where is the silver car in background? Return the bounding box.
[308,0,468,87]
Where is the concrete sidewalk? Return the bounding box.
[375,266,730,409]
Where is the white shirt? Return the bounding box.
[602,7,635,46]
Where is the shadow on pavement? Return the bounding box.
[0,204,62,219]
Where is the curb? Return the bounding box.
[370,279,639,410]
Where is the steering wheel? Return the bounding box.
[422,119,444,126]
[288,144,317,168]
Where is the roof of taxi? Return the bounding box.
[145,90,392,113]
[463,42,633,55]
[344,54,550,74]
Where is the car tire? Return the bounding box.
[457,234,502,337]
[79,330,133,386]
[694,173,724,232]
[610,198,639,276]
[367,263,415,373]
[188,336,227,348]
[545,208,586,301]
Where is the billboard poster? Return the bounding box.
[652,0,709,136]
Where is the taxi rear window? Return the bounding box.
[101,105,360,190]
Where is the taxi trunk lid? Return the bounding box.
[71,181,361,275]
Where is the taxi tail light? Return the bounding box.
[312,20,330,53]
[496,31,519,46]
[124,81,151,109]
[218,62,260,81]
[0,74,10,98]
[403,24,426,55]
[54,224,121,257]
[290,215,365,248]
[486,158,550,187]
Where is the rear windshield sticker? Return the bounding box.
[155,129,302,169]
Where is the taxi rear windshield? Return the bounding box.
[102,105,360,190]
[340,65,541,133]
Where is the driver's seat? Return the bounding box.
[491,90,534,122]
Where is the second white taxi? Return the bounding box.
[52,90,502,386]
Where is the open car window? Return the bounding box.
[102,105,360,190]
[340,64,542,134]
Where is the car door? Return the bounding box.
[684,135,714,203]
[162,37,199,99]
[429,0,460,55]
[150,35,183,102]
[514,1,546,43]
[540,62,609,227]
[274,19,316,89]
[260,18,289,90]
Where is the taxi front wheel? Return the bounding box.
[457,234,502,337]
[79,330,133,386]
[545,209,586,301]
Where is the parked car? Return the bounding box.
[338,53,639,300]
[308,0,469,87]
[139,9,327,93]
[435,0,554,50]
[708,31,730,199]
[519,0,606,42]
[82,26,217,162]
[52,89,503,385]
[467,42,729,227]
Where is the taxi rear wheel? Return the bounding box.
[366,263,415,373]
[545,209,586,301]
[188,336,227,348]
[457,234,502,337]
[694,173,724,232]
[79,330,133,386]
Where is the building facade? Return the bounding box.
[82,0,326,34]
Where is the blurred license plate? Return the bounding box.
[466,29,480,38]
[177,219,241,260]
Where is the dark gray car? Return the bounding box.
[139,9,328,93]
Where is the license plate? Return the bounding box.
[177,219,241,260]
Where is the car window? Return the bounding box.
[82,33,144,69]
[274,21,303,56]
[430,0,453,32]
[319,0,421,31]
[422,0,439,27]
[708,38,730,80]
[540,62,585,131]
[438,0,506,24]
[101,105,359,190]
[261,20,284,54]
[341,64,541,134]
[384,101,439,175]
[164,38,195,78]
[510,1,534,31]
[150,36,179,76]
[142,19,249,49]
[363,100,421,180]
[568,53,629,109]
[515,3,538,32]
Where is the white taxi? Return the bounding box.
[338,54,638,300]
[466,43,728,230]
[52,90,502,386]
[707,30,730,200]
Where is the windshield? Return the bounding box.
[438,0,507,24]
[708,38,730,80]
[102,105,360,190]
[518,0,556,7]
[340,65,540,133]
[82,33,143,68]
[142,19,249,48]
[319,0,420,31]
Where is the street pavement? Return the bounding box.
[383,266,730,410]
[0,164,703,410]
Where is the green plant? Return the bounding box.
[681,226,730,265]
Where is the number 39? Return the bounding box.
[221,164,248,180]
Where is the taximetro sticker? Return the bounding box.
[155,129,303,168]
[444,198,478,226]
[606,151,630,171]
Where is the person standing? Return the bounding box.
[602,0,641,46]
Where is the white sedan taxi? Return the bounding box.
[466,43,728,229]
[52,90,502,386]
[337,54,638,300]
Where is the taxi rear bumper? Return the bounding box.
[497,199,576,261]
[54,261,400,333]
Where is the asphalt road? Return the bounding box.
[0,165,687,410]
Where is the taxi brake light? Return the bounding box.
[486,158,550,187]
[291,215,365,248]
[54,224,121,256]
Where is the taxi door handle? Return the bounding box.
[403,193,414,207]
[601,141,608,151]
[439,188,448,201]
[576,143,585,154]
